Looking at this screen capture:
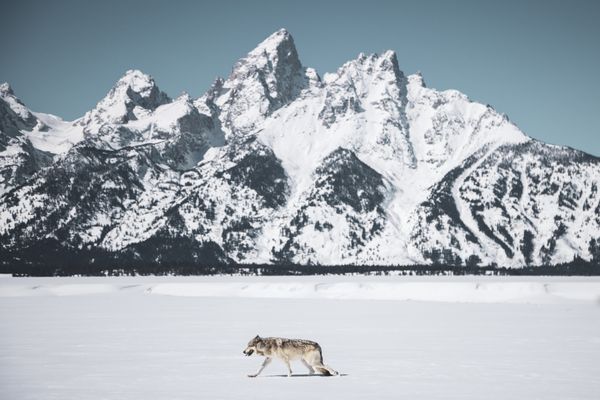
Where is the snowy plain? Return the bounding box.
[1,275,599,400]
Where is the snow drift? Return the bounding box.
[1,277,599,304]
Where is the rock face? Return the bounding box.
[197,29,309,138]
[1,29,598,267]
[0,84,53,195]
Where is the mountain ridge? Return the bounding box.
[1,29,598,268]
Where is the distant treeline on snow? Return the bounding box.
[2,258,599,277]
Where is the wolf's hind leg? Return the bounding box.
[248,357,271,378]
[301,359,315,375]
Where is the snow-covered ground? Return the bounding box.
[1,275,599,399]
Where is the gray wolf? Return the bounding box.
[243,335,339,377]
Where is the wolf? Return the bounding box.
[243,335,339,377]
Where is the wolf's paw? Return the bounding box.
[247,374,257,378]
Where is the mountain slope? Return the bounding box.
[0,84,54,195]
[1,29,598,267]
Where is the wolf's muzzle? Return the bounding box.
[243,349,254,356]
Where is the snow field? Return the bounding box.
[1,276,599,400]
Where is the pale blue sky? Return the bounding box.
[1,0,598,155]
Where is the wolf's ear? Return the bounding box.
[255,334,260,339]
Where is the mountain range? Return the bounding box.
[1,29,599,268]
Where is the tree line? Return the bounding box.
[2,257,598,277]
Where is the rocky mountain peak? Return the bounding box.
[326,50,403,84]
[0,82,14,96]
[317,50,408,131]
[194,77,224,112]
[80,69,171,131]
[117,69,155,90]
[176,91,192,103]
[408,71,426,88]
[110,69,170,110]
[246,28,295,58]
[229,28,304,89]
[0,83,38,131]
[209,77,225,93]
[213,29,309,136]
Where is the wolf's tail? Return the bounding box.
[316,347,338,376]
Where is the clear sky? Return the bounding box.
[1,0,598,155]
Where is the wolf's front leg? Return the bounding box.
[284,358,292,377]
[248,357,272,378]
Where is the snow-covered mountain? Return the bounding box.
[1,29,598,267]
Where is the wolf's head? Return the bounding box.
[243,335,262,356]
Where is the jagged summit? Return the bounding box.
[0,81,49,194]
[0,82,38,128]
[176,91,192,102]
[209,28,308,137]
[353,49,399,65]
[115,69,159,95]
[231,28,303,83]
[324,50,404,86]
[0,82,14,96]
[247,28,295,57]
[80,69,171,131]
[408,71,426,87]
[108,69,170,109]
